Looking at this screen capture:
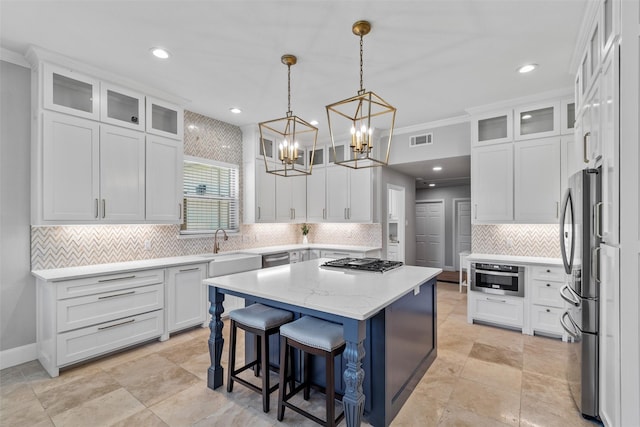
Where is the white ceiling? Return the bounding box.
[0,0,587,185]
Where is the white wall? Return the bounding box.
[388,121,470,165]
[416,184,470,268]
[0,60,34,352]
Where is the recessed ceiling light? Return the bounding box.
[522,114,532,120]
[433,166,442,171]
[429,183,436,187]
[150,47,170,59]
[517,63,537,73]
[230,108,242,114]
[310,120,319,126]
[415,177,423,181]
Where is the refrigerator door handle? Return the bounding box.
[559,188,575,275]
[592,247,601,283]
[560,284,581,307]
[595,202,603,238]
[560,311,580,338]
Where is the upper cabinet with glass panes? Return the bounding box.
[100,83,145,131]
[43,64,100,120]
[471,110,513,145]
[514,102,560,141]
[146,97,184,140]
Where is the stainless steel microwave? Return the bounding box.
[470,262,525,297]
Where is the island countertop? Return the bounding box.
[203,258,442,320]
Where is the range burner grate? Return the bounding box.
[321,258,403,273]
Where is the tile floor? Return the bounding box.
[0,282,600,427]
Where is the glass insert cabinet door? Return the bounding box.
[43,64,100,120]
[514,102,560,140]
[100,84,145,131]
[145,97,184,140]
[472,110,513,144]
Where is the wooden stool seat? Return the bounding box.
[277,316,346,427]
[227,303,293,413]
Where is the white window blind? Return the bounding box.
[181,156,239,234]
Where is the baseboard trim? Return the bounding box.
[444,265,455,272]
[0,343,37,370]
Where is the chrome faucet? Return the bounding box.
[213,229,228,254]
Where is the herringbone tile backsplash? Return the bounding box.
[31,223,382,270]
[472,224,561,258]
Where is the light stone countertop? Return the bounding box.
[204,258,441,320]
[31,244,382,282]
[467,253,564,266]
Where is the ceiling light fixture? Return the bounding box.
[259,54,318,177]
[230,107,242,114]
[310,120,319,126]
[429,183,436,187]
[517,63,537,73]
[325,20,397,169]
[433,166,443,171]
[150,47,170,59]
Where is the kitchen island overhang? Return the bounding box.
[203,259,441,427]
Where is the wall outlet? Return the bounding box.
[144,240,152,251]
[506,238,513,248]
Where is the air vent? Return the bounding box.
[410,133,433,147]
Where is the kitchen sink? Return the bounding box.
[204,253,262,277]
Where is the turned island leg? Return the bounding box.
[207,286,225,389]
[343,319,366,427]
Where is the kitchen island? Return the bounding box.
[203,259,441,427]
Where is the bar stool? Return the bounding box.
[227,303,293,413]
[277,316,346,427]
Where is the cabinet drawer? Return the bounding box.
[470,293,524,328]
[57,310,163,366]
[57,283,164,332]
[530,265,564,282]
[530,305,564,336]
[56,269,164,299]
[530,279,565,308]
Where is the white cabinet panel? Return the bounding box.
[100,125,145,221]
[326,165,349,221]
[306,166,326,222]
[145,97,183,140]
[100,83,145,131]
[530,305,565,336]
[471,110,513,145]
[43,63,100,120]
[514,137,561,223]
[471,143,513,223]
[276,175,306,222]
[255,161,276,222]
[468,292,524,329]
[514,102,560,141]
[43,112,100,221]
[561,98,576,135]
[561,135,581,196]
[167,264,207,333]
[146,134,183,222]
[349,168,372,222]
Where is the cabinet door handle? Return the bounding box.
[178,203,182,220]
[546,309,551,313]
[179,267,200,273]
[593,247,601,283]
[556,201,560,219]
[98,290,135,299]
[486,297,507,303]
[595,202,603,238]
[98,318,135,330]
[546,283,551,287]
[102,199,106,218]
[348,208,351,219]
[98,275,136,283]
[474,204,478,220]
[583,131,590,163]
[95,198,99,218]
[323,208,326,220]
[344,208,347,220]
[257,207,261,220]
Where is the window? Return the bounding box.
[181,155,239,234]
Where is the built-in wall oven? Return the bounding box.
[470,262,525,297]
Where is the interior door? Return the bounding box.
[455,200,472,270]
[415,204,427,266]
[416,201,444,268]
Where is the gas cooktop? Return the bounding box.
[321,258,403,273]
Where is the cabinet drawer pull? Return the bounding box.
[257,207,261,220]
[98,319,135,330]
[98,290,135,299]
[98,275,136,283]
[546,283,551,287]
[546,309,551,313]
[323,208,326,220]
[179,267,200,273]
[486,297,507,303]
[179,203,182,220]
[95,198,99,218]
[583,132,590,163]
[102,199,106,218]
[546,269,551,273]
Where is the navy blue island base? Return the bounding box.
[205,276,437,427]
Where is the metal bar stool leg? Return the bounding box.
[227,319,237,393]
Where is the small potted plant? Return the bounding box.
[301,223,310,244]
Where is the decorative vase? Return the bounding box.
[302,235,308,245]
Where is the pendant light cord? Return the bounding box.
[359,35,365,95]
[287,63,292,116]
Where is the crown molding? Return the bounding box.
[1,48,30,68]
[390,114,471,137]
[465,87,573,116]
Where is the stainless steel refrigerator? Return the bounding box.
[558,167,601,420]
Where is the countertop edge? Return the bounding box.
[466,253,563,266]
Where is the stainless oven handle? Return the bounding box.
[560,311,580,338]
[560,284,580,307]
[473,269,520,277]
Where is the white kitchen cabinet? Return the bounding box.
[471,143,513,223]
[581,83,602,167]
[255,160,276,222]
[42,112,100,221]
[467,291,524,330]
[561,98,576,135]
[37,269,165,377]
[529,265,568,340]
[167,264,207,333]
[146,97,183,140]
[514,102,560,141]
[600,46,620,245]
[306,166,326,222]
[325,165,372,222]
[561,135,581,196]
[100,125,146,221]
[599,243,620,427]
[146,134,183,222]
[43,63,100,120]
[100,83,145,131]
[471,109,513,145]
[276,175,306,222]
[514,137,561,223]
